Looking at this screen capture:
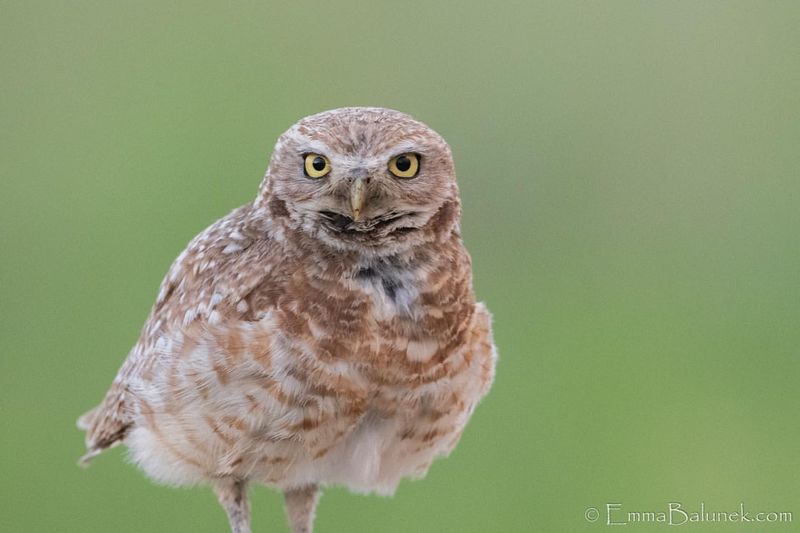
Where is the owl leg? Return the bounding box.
[283,484,320,533]
[214,479,251,533]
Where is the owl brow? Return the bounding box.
[295,140,332,156]
[387,142,426,158]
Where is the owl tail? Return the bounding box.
[76,401,128,468]
[76,406,102,467]
[76,406,99,431]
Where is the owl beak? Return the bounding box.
[350,177,366,221]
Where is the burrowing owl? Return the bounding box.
[78,107,497,533]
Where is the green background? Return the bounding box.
[2,2,799,532]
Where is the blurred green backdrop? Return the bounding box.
[2,2,799,532]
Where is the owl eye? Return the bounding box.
[303,154,331,178]
[388,153,420,179]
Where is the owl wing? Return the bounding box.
[79,202,283,464]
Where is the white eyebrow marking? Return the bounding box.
[389,141,421,155]
[297,140,332,155]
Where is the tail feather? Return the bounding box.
[76,394,131,467]
[76,406,99,431]
[78,447,102,468]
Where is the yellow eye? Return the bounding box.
[304,153,331,178]
[388,153,420,179]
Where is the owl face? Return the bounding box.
[262,108,459,254]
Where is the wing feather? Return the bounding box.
[78,202,280,463]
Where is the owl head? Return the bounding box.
[259,107,461,255]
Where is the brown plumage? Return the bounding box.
[78,107,497,533]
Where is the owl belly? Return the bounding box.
[282,305,496,495]
[125,353,475,494]
[279,404,463,495]
[124,304,494,492]
[125,387,457,494]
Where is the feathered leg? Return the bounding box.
[215,479,251,533]
[283,484,320,533]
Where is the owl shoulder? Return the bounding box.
[146,203,286,331]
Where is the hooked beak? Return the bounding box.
[350,177,366,221]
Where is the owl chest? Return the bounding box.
[292,263,435,357]
[351,261,423,320]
